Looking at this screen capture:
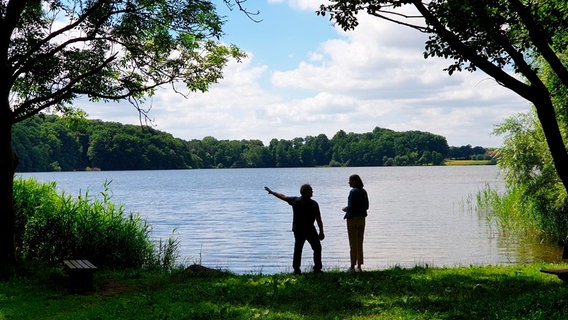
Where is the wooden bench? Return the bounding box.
[63,259,98,293]
[540,268,568,282]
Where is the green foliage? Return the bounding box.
[13,115,464,171]
[448,145,488,160]
[12,115,83,172]
[6,0,246,122]
[484,55,568,242]
[13,177,178,270]
[488,111,568,243]
[145,236,181,273]
[476,184,540,235]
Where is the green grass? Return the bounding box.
[2,263,568,319]
[444,159,496,166]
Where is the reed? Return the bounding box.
[13,177,179,270]
[474,183,567,242]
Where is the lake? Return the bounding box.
[18,166,563,274]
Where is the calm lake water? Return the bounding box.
[18,166,563,274]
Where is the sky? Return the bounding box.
[79,0,532,148]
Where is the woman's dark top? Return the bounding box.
[343,188,369,219]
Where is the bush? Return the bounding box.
[13,177,178,270]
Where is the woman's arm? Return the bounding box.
[342,188,354,212]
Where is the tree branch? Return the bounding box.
[14,53,118,120]
[509,0,568,90]
[368,10,428,33]
[225,0,261,23]
[410,0,534,101]
[2,0,30,38]
[16,0,110,67]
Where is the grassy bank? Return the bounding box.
[444,159,496,166]
[2,263,568,319]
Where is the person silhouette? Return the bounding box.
[342,174,369,272]
[264,184,325,274]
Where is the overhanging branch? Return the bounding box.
[410,0,533,101]
[509,0,568,89]
[13,53,118,120]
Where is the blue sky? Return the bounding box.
[81,0,531,147]
[220,1,336,70]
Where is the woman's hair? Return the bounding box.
[350,174,364,189]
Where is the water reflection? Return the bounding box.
[494,232,563,264]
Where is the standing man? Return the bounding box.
[264,184,325,274]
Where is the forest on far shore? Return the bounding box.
[13,115,494,172]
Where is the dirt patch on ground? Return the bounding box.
[185,264,224,274]
[97,280,132,296]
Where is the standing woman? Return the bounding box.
[342,174,369,272]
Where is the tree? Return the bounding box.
[318,1,568,193]
[309,134,332,166]
[491,54,568,240]
[0,0,249,277]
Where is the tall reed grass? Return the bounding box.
[474,183,567,243]
[13,177,179,271]
[475,184,529,234]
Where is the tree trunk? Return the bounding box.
[533,94,568,194]
[0,116,17,279]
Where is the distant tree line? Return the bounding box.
[447,145,495,161]
[12,115,491,172]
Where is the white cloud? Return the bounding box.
[268,0,323,11]
[80,2,531,148]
